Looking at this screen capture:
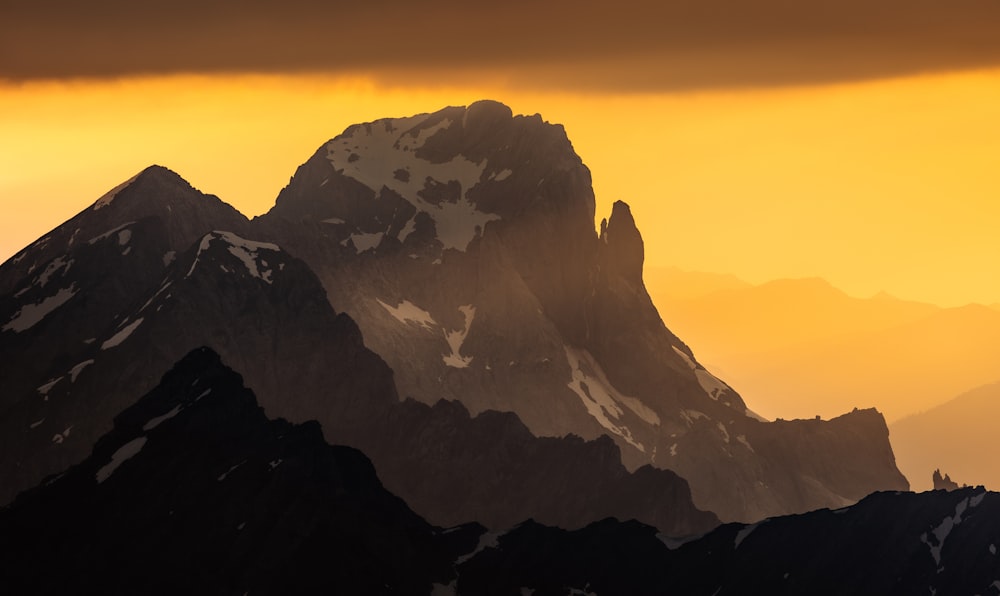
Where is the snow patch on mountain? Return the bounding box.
[456,530,503,565]
[658,533,702,551]
[217,460,245,482]
[377,298,437,329]
[326,114,499,251]
[101,318,144,350]
[567,346,660,424]
[680,409,708,426]
[491,168,513,181]
[139,281,173,314]
[51,426,72,444]
[91,175,138,211]
[443,305,475,368]
[717,422,730,444]
[88,222,136,245]
[398,217,418,243]
[921,496,971,566]
[35,257,72,288]
[186,235,213,277]
[672,346,732,401]
[3,284,78,333]
[69,360,94,383]
[565,346,659,452]
[187,231,281,283]
[96,437,147,483]
[346,232,384,254]
[142,405,183,431]
[37,377,62,396]
[971,491,987,508]
[734,522,761,548]
[216,231,280,284]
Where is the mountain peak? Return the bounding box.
[600,200,644,286]
[89,165,193,212]
[255,103,907,522]
[265,100,591,259]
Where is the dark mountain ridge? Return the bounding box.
[0,347,478,595]
[1,348,994,596]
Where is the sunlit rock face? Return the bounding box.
[256,100,908,522]
[0,161,716,536]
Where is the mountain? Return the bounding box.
[457,487,1000,596]
[650,273,1000,423]
[254,100,907,521]
[0,347,480,595]
[3,347,995,596]
[891,381,1000,491]
[0,165,250,297]
[0,175,373,506]
[1,100,908,523]
[0,170,715,534]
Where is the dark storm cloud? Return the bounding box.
[4,0,1000,89]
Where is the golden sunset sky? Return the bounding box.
[3,0,1000,307]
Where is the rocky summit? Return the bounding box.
[255,99,907,521]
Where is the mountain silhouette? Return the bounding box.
[649,271,1000,423]
[2,347,995,595]
[892,381,1000,491]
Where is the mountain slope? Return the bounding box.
[891,381,1000,491]
[255,100,907,521]
[0,174,715,534]
[0,165,250,296]
[0,220,377,505]
[0,347,477,595]
[1,101,910,523]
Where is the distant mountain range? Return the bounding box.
[4,99,988,592]
[892,381,1000,492]
[647,267,1000,490]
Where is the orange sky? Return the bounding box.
[3,70,999,307]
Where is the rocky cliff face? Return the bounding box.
[1,100,909,523]
[0,175,368,506]
[255,100,907,521]
[0,170,715,534]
